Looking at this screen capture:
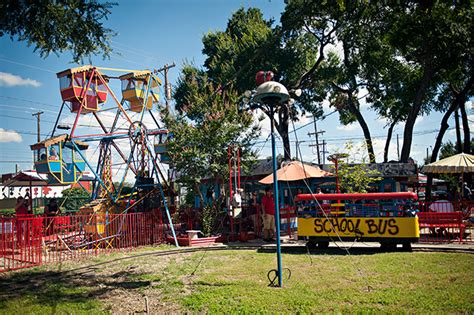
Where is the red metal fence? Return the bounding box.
[1,216,42,271]
[2,201,473,272]
[1,211,168,273]
[417,201,474,243]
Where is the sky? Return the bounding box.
[0,0,472,178]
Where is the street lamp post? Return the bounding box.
[253,75,293,288]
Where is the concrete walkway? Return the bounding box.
[225,237,474,253]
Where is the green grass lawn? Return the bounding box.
[0,248,472,314]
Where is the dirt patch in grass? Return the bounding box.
[0,249,187,314]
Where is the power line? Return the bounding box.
[290,110,337,134]
[0,113,130,130]
[0,95,59,108]
[0,57,56,73]
[0,103,57,115]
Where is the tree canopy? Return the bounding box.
[0,0,116,62]
[175,2,472,167]
[281,1,472,163]
[179,8,321,160]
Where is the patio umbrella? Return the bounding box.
[422,153,474,199]
[258,161,332,184]
[422,153,474,174]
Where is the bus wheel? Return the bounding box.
[318,241,329,249]
[402,243,412,251]
[306,240,317,249]
[380,242,397,251]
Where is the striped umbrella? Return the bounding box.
[422,153,474,174]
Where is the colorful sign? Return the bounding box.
[298,217,419,239]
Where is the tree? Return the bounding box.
[335,142,382,193]
[0,0,116,62]
[386,2,473,162]
[165,65,260,208]
[282,2,384,162]
[191,8,322,160]
[60,187,90,212]
[166,65,260,235]
[280,1,472,163]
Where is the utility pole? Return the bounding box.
[321,140,327,166]
[308,116,325,166]
[396,134,400,161]
[32,111,43,143]
[295,140,299,160]
[32,111,44,161]
[154,63,176,111]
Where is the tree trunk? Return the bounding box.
[400,67,435,162]
[277,104,291,161]
[194,182,205,209]
[425,74,473,202]
[459,101,471,154]
[383,120,397,163]
[425,101,459,202]
[454,109,462,153]
[346,93,376,163]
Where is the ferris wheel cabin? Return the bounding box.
[31,135,89,184]
[57,66,108,114]
[154,132,172,163]
[120,71,161,113]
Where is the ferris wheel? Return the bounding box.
[30,65,178,245]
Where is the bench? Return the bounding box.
[418,212,466,241]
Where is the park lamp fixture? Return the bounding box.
[243,70,302,288]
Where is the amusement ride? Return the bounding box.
[30,65,179,247]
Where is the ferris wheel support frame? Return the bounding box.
[47,66,179,247]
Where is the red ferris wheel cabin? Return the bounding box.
[57,66,108,114]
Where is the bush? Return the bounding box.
[58,187,91,213]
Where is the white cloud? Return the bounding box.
[376,117,390,125]
[414,116,423,126]
[0,128,22,142]
[323,137,403,163]
[336,123,359,131]
[0,72,41,88]
[465,100,473,111]
[321,99,331,111]
[447,115,473,137]
[294,113,309,127]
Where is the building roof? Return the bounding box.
[2,170,95,187]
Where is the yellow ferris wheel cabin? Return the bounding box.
[119,70,161,113]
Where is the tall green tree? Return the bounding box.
[281,1,472,163]
[0,0,116,62]
[380,2,472,162]
[165,65,259,207]
[185,8,323,160]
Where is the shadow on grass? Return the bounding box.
[0,268,152,311]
